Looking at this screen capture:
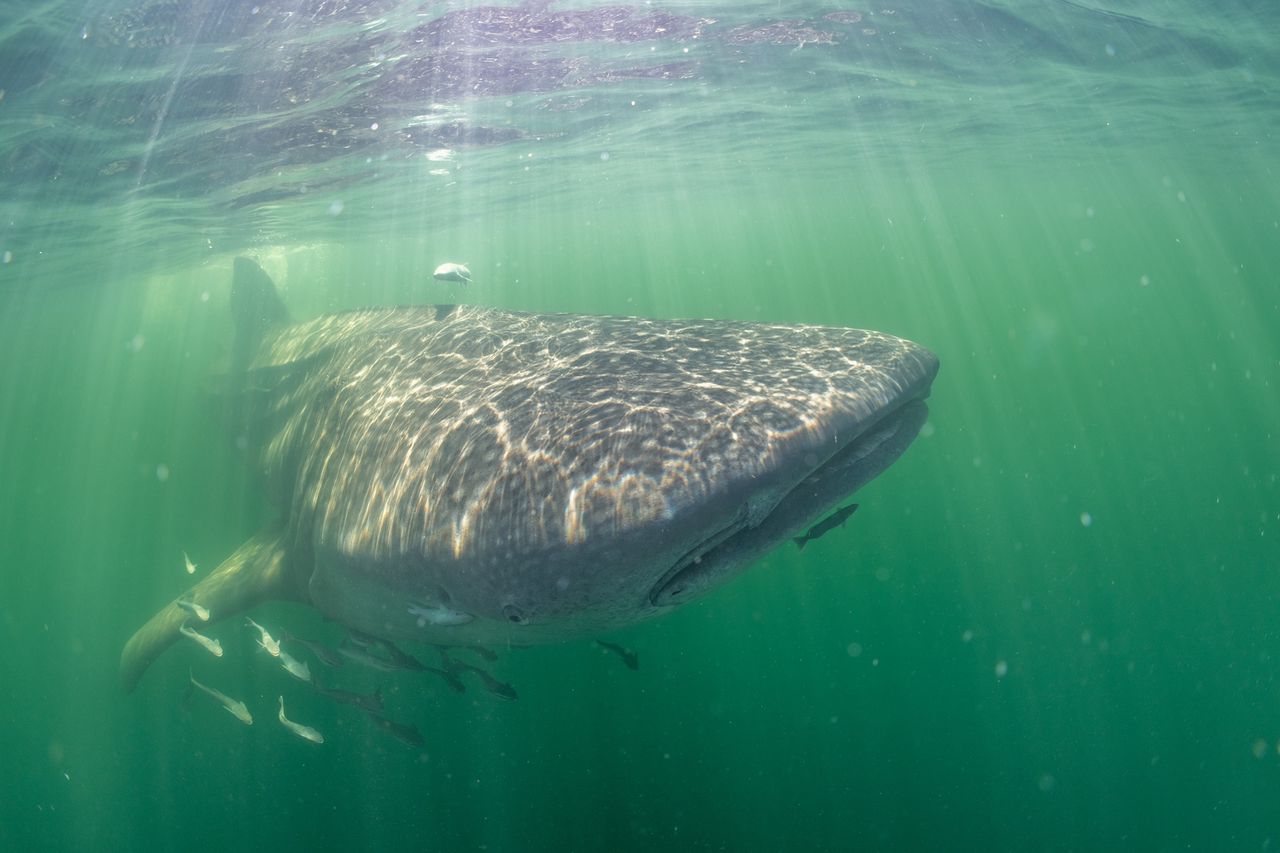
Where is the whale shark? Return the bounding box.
[120,258,938,692]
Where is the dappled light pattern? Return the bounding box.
[245,304,936,569]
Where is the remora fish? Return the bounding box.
[432,262,471,284]
[446,660,518,701]
[121,257,937,692]
[792,503,859,550]
[595,640,639,671]
[337,642,403,673]
[365,712,426,747]
[245,617,280,657]
[179,622,222,657]
[372,637,426,672]
[422,664,466,694]
[277,696,324,744]
[176,598,210,622]
[280,631,344,668]
[312,680,384,714]
[277,645,312,683]
[187,671,252,725]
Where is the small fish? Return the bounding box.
[277,696,324,744]
[277,645,312,683]
[245,617,281,657]
[346,628,379,649]
[188,670,252,725]
[176,598,210,622]
[281,631,344,668]
[179,621,222,657]
[365,712,425,747]
[792,503,859,550]
[422,664,466,694]
[182,551,197,575]
[379,639,426,672]
[312,680,384,714]
[596,640,639,671]
[448,660,517,701]
[432,262,471,284]
[408,600,473,626]
[338,642,403,673]
[437,644,498,663]
[345,633,425,671]
[462,644,498,663]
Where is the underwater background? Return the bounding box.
[1,1,1278,850]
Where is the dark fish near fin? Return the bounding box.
[337,641,401,672]
[282,631,344,668]
[312,679,384,714]
[595,640,639,671]
[434,643,499,663]
[792,503,859,550]
[442,655,517,696]
[422,665,466,694]
[365,712,425,748]
[379,640,426,672]
[346,628,379,648]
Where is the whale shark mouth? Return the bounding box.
[648,398,930,607]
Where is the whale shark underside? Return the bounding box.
[120,259,938,692]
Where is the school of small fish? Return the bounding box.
[174,543,640,750]
[177,607,613,750]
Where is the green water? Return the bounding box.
[2,1,1279,851]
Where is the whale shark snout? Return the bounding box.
[120,258,937,690]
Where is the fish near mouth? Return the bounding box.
[648,397,931,608]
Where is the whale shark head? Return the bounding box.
[238,294,939,647]
[120,259,938,690]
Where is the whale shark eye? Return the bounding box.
[503,605,525,624]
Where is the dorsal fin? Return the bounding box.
[231,257,290,372]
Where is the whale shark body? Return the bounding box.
[120,259,938,692]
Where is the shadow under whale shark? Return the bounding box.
[120,258,938,692]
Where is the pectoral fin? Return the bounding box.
[120,529,302,693]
